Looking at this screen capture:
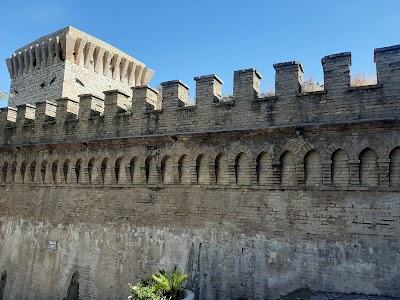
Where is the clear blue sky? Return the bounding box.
[1,0,399,108]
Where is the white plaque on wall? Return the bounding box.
[48,241,57,250]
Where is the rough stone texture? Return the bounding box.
[0,29,399,300]
[6,27,154,107]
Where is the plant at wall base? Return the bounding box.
[128,280,167,300]
[128,266,190,300]
[152,266,190,299]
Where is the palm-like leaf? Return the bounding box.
[152,266,190,297]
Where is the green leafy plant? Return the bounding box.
[129,266,190,300]
[128,281,167,300]
[152,266,189,299]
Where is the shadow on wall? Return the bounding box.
[0,271,7,300]
[63,271,81,300]
[279,286,399,300]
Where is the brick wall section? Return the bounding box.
[0,122,399,299]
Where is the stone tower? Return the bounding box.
[5,26,154,107]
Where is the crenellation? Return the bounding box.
[195,74,223,102]
[374,44,400,87]
[16,104,36,125]
[322,52,351,92]
[233,68,262,100]
[131,85,159,112]
[273,61,303,97]
[0,107,17,125]
[35,101,57,125]
[78,94,104,119]
[56,97,79,122]
[160,80,190,110]
[103,89,131,116]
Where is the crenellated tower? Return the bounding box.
[5,26,155,107]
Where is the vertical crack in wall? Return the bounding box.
[63,271,81,300]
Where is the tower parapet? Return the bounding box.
[6,26,154,107]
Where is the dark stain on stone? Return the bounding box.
[0,271,7,300]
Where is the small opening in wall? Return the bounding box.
[40,82,45,88]
[50,77,56,85]
[75,78,85,87]
[33,59,37,67]
[14,90,18,95]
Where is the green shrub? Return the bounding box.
[129,266,190,300]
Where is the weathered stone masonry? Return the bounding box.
[0,28,399,300]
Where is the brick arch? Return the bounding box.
[331,148,350,186]
[87,158,96,184]
[227,144,254,161]
[252,143,275,161]
[30,160,38,183]
[353,142,383,160]
[215,152,230,185]
[380,141,400,158]
[100,157,109,184]
[178,154,191,184]
[74,158,83,183]
[145,156,158,184]
[40,159,49,183]
[359,147,379,187]
[51,160,59,183]
[128,156,142,184]
[273,142,300,163]
[10,161,17,183]
[280,150,296,186]
[256,151,273,185]
[389,147,400,187]
[304,150,322,186]
[326,143,351,159]
[161,155,174,184]
[20,160,28,183]
[296,143,320,162]
[196,153,210,184]
[235,152,251,185]
[62,159,70,183]
[1,161,8,183]
[114,157,126,184]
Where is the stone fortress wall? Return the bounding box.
[0,28,399,300]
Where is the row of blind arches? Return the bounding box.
[1,147,400,187]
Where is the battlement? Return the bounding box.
[1,44,399,147]
[6,26,155,107]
